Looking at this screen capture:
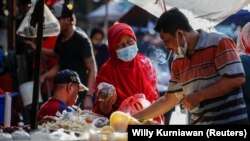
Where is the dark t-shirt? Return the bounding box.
[38,98,73,122]
[54,30,92,85]
[94,44,109,71]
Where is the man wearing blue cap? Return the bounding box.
[38,69,88,122]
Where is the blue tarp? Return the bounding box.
[220,9,250,26]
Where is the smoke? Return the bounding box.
[147,48,171,92]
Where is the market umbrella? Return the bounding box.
[128,0,250,29]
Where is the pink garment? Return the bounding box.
[237,22,250,55]
[118,93,151,115]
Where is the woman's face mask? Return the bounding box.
[116,44,138,62]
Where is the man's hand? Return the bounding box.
[24,40,36,50]
[40,74,46,83]
[84,95,93,110]
[180,92,201,111]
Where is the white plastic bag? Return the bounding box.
[16,3,60,38]
[169,105,189,125]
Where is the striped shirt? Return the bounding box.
[167,29,248,125]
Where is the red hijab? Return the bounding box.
[93,23,159,116]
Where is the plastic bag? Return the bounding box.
[16,3,60,38]
[97,82,116,101]
[118,93,151,115]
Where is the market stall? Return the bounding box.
[1,109,161,140]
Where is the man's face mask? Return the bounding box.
[176,32,188,57]
[116,44,138,62]
[93,44,102,50]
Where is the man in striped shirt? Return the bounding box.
[134,8,249,124]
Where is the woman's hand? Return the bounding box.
[99,91,117,115]
[105,92,117,105]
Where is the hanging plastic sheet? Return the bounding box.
[16,3,60,38]
[128,0,250,29]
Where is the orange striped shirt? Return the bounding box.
[168,30,248,124]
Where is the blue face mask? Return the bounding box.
[116,44,138,62]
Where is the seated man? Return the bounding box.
[38,69,88,122]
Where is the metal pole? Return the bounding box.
[31,0,44,130]
[104,0,109,37]
[7,0,16,51]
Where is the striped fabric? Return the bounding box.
[167,29,248,125]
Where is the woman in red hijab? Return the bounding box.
[93,23,161,122]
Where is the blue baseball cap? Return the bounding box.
[54,69,88,92]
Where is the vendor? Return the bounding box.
[38,69,88,123]
[133,8,248,125]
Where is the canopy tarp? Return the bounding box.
[87,1,133,22]
[128,0,250,29]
